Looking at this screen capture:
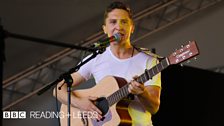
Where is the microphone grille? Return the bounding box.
[114,33,121,42]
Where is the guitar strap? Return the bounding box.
[132,44,164,62]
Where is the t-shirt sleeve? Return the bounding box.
[144,57,161,87]
[77,54,93,80]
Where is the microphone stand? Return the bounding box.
[1,23,106,126]
[0,18,5,125]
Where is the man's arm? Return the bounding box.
[53,72,85,106]
[52,72,102,119]
[138,85,161,114]
[128,81,161,114]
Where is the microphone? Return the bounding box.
[93,33,121,48]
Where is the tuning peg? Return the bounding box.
[180,48,183,52]
[188,41,192,43]
[173,52,177,56]
[180,63,184,67]
[181,45,184,48]
[194,57,197,60]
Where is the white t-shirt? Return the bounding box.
[78,46,161,126]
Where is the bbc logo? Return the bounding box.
[3,111,26,119]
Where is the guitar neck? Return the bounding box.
[136,58,169,84]
[107,58,170,106]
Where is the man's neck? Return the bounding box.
[110,42,134,59]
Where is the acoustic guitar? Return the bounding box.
[60,41,199,126]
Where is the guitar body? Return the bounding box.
[60,76,132,126]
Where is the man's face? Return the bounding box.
[103,9,134,44]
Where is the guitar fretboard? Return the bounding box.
[107,58,169,106]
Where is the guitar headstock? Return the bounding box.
[168,41,199,65]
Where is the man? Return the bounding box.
[54,1,161,126]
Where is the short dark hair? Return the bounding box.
[103,1,133,24]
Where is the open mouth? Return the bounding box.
[116,33,125,39]
[118,33,125,37]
